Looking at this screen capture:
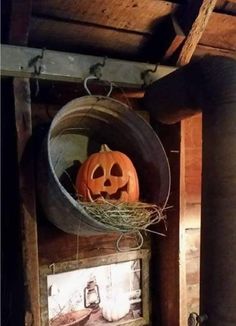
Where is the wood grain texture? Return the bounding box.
[216,0,236,7]
[194,44,236,60]
[9,0,32,45]
[13,78,41,326]
[162,16,186,62]
[10,1,41,325]
[200,12,236,51]
[185,228,200,315]
[30,0,236,62]
[180,116,202,320]
[177,0,218,66]
[182,115,202,214]
[151,122,181,326]
[38,221,151,265]
[215,1,236,15]
[32,0,178,34]
[29,17,148,58]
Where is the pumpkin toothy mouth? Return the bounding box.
[88,183,128,201]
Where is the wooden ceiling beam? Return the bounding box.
[162,16,186,63]
[177,0,218,66]
[32,0,179,35]
[194,44,236,60]
[200,12,236,51]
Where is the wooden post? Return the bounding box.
[150,122,181,326]
[13,78,41,326]
[9,0,41,325]
[176,2,216,323]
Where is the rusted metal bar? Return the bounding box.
[1,44,176,87]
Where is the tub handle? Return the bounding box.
[116,231,144,252]
[84,75,113,97]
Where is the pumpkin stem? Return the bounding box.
[100,144,111,152]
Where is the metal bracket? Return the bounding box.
[141,63,159,87]
[1,45,176,87]
[89,56,107,79]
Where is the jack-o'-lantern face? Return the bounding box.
[76,144,139,202]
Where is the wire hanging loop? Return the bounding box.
[84,75,113,97]
[116,231,144,252]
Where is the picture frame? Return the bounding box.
[39,249,150,326]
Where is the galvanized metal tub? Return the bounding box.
[38,95,170,235]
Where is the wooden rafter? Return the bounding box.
[162,16,186,63]
[177,0,218,66]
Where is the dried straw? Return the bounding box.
[79,199,166,236]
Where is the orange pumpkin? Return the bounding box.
[76,144,139,202]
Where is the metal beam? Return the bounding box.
[1,44,176,88]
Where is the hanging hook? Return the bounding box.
[49,263,56,274]
[28,48,46,97]
[141,63,159,87]
[89,56,107,79]
[28,47,46,76]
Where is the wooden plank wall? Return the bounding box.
[151,122,181,326]
[181,115,202,317]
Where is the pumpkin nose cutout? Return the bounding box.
[104,179,111,186]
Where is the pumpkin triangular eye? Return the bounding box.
[110,163,123,176]
[92,165,104,178]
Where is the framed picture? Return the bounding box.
[40,249,150,326]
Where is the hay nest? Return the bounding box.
[79,199,166,235]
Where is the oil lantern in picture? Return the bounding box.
[84,276,101,311]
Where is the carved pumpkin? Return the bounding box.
[76,144,139,202]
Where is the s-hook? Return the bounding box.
[28,47,46,96]
[85,56,113,96]
[28,47,45,76]
[141,63,159,88]
[89,56,107,79]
